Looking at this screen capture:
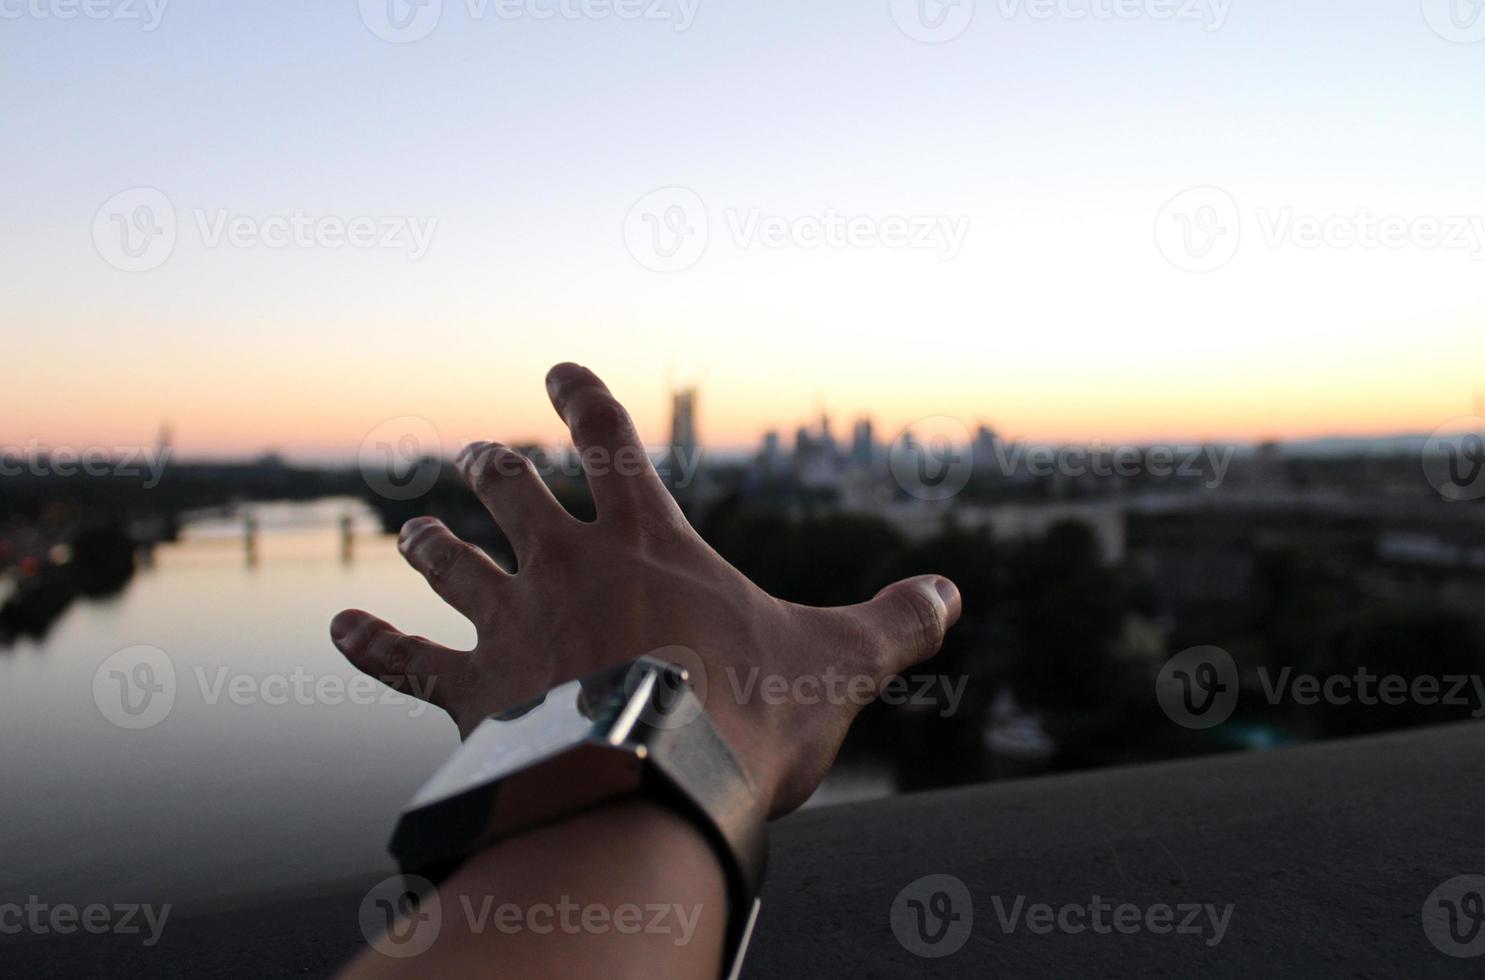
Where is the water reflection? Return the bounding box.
[0,499,891,915]
[0,500,466,911]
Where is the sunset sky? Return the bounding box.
[4,1,1482,458]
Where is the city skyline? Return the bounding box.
[6,382,1477,469]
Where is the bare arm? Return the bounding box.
[343,800,727,979]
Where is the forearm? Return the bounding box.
[343,800,728,979]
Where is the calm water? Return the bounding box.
[0,499,888,913]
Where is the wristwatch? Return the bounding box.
[388,656,768,979]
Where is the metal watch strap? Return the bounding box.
[388,656,769,978]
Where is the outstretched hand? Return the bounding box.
[331,363,961,817]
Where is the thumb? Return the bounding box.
[851,575,962,676]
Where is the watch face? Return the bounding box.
[409,678,628,807]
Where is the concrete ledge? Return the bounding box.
[6,723,1483,977]
[750,721,1484,978]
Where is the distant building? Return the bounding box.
[851,418,875,468]
[819,411,837,459]
[796,414,841,490]
[973,424,1001,479]
[665,387,699,494]
[794,425,813,457]
[760,430,783,476]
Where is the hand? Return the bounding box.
[331,363,962,817]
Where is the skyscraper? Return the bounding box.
[760,430,783,475]
[851,418,875,468]
[973,424,1001,479]
[666,387,699,493]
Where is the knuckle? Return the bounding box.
[381,639,412,679]
[523,531,573,572]
[422,538,473,585]
[470,445,536,491]
[843,611,891,677]
[598,500,671,548]
[369,629,410,677]
[345,619,378,656]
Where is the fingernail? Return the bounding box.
[933,577,960,608]
[546,362,583,396]
[330,612,355,643]
[456,442,485,465]
[398,517,434,551]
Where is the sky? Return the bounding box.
[3,0,1483,458]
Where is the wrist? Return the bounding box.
[387,656,768,975]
